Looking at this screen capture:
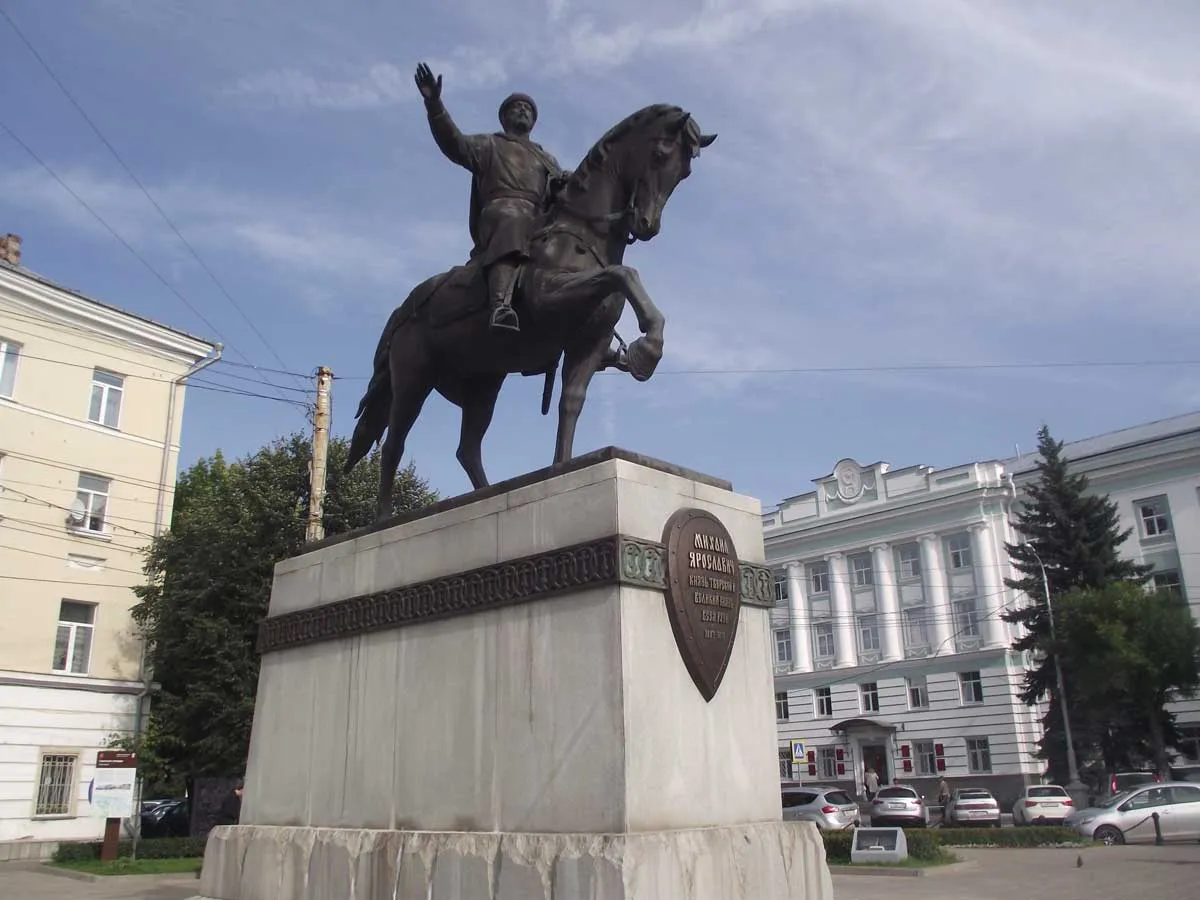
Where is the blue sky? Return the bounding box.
[3,0,1199,508]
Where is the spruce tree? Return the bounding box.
[1002,424,1152,780]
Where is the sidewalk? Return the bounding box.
[0,863,200,899]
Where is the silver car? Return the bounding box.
[1066,782,1200,844]
[944,787,1002,827]
[781,784,861,830]
[868,785,930,828]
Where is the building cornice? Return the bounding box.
[764,484,1012,557]
[0,668,158,696]
[774,646,1014,689]
[0,266,216,365]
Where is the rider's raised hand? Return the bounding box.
[414,63,443,101]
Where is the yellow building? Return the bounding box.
[0,235,218,852]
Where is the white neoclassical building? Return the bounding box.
[763,412,1200,806]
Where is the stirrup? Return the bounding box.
[489,305,520,332]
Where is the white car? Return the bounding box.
[944,788,1001,828]
[1013,784,1074,826]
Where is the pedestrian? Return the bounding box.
[864,767,880,801]
[937,777,951,810]
[216,779,243,826]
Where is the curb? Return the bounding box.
[829,860,976,878]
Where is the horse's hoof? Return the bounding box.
[626,337,662,382]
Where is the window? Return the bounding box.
[813,623,836,659]
[1152,570,1183,600]
[850,554,873,587]
[774,629,793,665]
[953,599,980,637]
[0,336,19,398]
[778,746,794,780]
[947,534,972,569]
[858,615,880,652]
[775,691,790,721]
[907,675,929,709]
[897,544,921,579]
[960,670,984,704]
[966,737,992,773]
[817,746,838,780]
[53,601,95,674]
[809,563,829,595]
[774,573,789,606]
[913,740,936,775]
[73,473,110,533]
[903,608,928,649]
[88,369,124,428]
[1137,497,1171,538]
[34,752,78,817]
[860,682,880,713]
[814,686,833,717]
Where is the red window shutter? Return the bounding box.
[901,744,911,759]
[903,759,913,773]
[807,750,816,763]
[835,748,844,761]
[836,762,846,776]
[807,764,817,776]
[936,757,946,772]
[934,743,944,757]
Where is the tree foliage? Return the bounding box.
[1054,582,1200,776]
[130,433,437,783]
[1001,424,1152,781]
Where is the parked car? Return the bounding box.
[781,784,861,830]
[140,797,190,838]
[1169,764,1200,784]
[1012,784,1074,826]
[1107,770,1160,796]
[944,788,1001,828]
[868,785,929,828]
[1066,782,1200,845]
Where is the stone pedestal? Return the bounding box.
[195,448,833,900]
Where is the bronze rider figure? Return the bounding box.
[414,62,568,333]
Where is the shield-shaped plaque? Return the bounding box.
[661,507,742,701]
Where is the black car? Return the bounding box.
[140,797,190,838]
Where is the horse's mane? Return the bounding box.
[558,103,687,199]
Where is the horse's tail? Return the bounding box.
[344,302,413,472]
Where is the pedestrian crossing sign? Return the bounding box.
[790,740,806,762]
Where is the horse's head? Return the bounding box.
[622,107,716,241]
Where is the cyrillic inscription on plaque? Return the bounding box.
[662,507,742,701]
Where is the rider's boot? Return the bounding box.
[487,262,520,333]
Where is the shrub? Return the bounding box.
[818,824,1083,867]
[52,836,207,863]
[936,826,1084,847]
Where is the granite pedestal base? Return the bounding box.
[196,448,832,899]
[196,821,832,900]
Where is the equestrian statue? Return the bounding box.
[345,62,716,518]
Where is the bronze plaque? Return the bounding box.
[662,508,742,701]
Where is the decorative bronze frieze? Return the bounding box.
[258,533,770,655]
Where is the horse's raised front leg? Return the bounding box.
[554,341,609,464]
[544,265,665,381]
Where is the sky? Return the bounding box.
[3,0,1199,509]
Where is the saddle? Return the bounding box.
[420,260,530,330]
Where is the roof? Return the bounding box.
[1004,411,1200,474]
[0,259,218,350]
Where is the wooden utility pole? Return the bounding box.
[306,366,333,543]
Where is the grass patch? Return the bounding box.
[48,857,202,876]
[52,836,206,862]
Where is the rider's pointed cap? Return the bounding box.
[499,92,537,125]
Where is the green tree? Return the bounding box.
[1002,424,1152,781]
[1054,582,1200,776]
[130,433,437,784]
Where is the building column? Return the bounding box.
[786,562,812,673]
[870,543,903,662]
[919,534,955,654]
[970,521,1009,649]
[826,552,858,668]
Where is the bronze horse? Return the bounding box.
[345,104,716,518]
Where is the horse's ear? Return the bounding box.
[698,133,717,148]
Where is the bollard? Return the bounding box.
[1152,812,1163,845]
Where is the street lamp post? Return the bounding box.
[1025,544,1090,808]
